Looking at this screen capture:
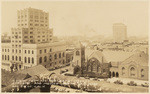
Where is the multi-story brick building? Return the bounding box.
[1,8,66,71]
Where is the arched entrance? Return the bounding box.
[129,66,137,78]
[112,72,115,77]
[116,72,119,77]
[109,72,111,78]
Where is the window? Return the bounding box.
[2,49,4,52]
[32,50,34,54]
[16,56,18,61]
[141,69,144,77]
[44,56,47,62]
[19,56,21,61]
[40,50,42,54]
[2,55,4,60]
[5,49,6,52]
[130,67,136,77]
[122,67,125,75]
[32,58,34,64]
[4,55,7,60]
[28,57,30,63]
[30,28,33,30]
[19,65,21,69]
[63,52,65,57]
[12,56,14,60]
[54,54,57,59]
[49,55,52,61]
[30,40,33,43]
[28,50,30,54]
[19,50,21,53]
[63,60,65,64]
[16,49,17,53]
[59,53,61,58]
[50,48,52,52]
[25,57,27,63]
[39,57,42,63]
[8,49,9,52]
[25,50,27,53]
[8,55,9,60]
[76,51,80,56]
[12,49,14,53]
[44,49,46,53]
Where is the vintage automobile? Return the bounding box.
[127,81,137,86]
[141,82,149,87]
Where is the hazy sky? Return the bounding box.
[1,1,148,37]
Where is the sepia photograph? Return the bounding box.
[0,0,149,93]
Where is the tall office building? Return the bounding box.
[113,23,127,43]
[1,8,66,71]
[17,8,53,44]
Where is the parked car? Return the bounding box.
[60,70,66,74]
[141,82,149,87]
[97,79,104,81]
[114,80,123,85]
[65,69,68,72]
[85,77,90,79]
[93,78,98,81]
[127,81,137,86]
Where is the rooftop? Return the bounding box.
[121,51,148,66]
[16,65,50,77]
[102,50,134,62]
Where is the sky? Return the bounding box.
[1,1,149,37]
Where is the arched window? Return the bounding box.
[19,56,21,61]
[28,57,30,63]
[2,55,4,60]
[76,51,80,56]
[122,67,125,75]
[54,54,57,59]
[141,69,144,77]
[25,57,27,63]
[5,55,7,60]
[12,56,14,60]
[49,55,52,61]
[16,56,18,61]
[88,65,92,72]
[63,52,65,57]
[8,55,9,60]
[59,53,61,58]
[130,67,135,77]
[63,60,65,64]
[32,57,34,64]
[92,62,97,72]
[39,57,42,63]
[44,56,47,62]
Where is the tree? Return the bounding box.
[73,65,81,75]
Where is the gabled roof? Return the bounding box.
[102,50,134,62]
[16,65,50,77]
[120,51,148,66]
[88,50,107,63]
[2,69,28,86]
